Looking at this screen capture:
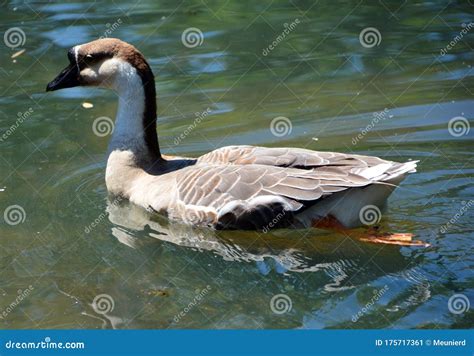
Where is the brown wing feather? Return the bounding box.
[170,163,372,229]
[197,145,388,169]
[196,145,416,182]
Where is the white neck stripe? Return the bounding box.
[106,59,148,156]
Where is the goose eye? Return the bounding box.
[83,54,97,66]
[81,52,111,67]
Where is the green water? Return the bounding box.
[0,0,473,329]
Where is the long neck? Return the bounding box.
[108,61,161,165]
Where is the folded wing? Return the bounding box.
[170,163,373,229]
[197,145,417,182]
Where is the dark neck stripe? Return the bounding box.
[135,64,162,163]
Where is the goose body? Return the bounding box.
[46,38,418,231]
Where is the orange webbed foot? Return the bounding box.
[359,231,430,247]
[313,217,430,247]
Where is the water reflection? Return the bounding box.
[107,198,414,290]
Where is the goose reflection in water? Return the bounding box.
[105,197,417,293]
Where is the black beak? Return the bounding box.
[46,63,80,92]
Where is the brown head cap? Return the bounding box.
[75,38,152,74]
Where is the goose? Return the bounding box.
[46,38,426,246]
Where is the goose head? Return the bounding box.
[46,38,153,91]
[46,38,161,162]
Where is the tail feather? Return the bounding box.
[295,160,419,228]
[352,160,418,182]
